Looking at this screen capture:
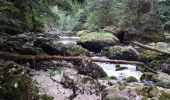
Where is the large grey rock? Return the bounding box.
[77,60,107,79]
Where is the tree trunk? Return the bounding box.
[0,52,157,73]
[131,41,170,56]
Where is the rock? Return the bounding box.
[0,61,35,100]
[138,42,170,71]
[140,72,154,81]
[61,71,104,99]
[34,39,91,56]
[161,59,170,74]
[34,39,66,55]
[125,76,138,83]
[153,72,170,83]
[77,60,107,79]
[76,30,88,36]
[32,70,73,100]
[148,42,170,52]
[66,45,91,56]
[116,66,128,71]
[77,32,119,52]
[102,84,132,100]
[101,46,139,60]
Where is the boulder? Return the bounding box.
[0,61,35,100]
[60,71,104,99]
[77,32,119,52]
[101,46,139,60]
[66,45,91,56]
[138,42,170,71]
[125,76,138,83]
[153,72,170,83]
[77,60,107,79]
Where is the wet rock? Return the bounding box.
[115,66,128,71]
[140,72,154,81]
[125,76,138,83]
[77,32,119,52]
[77,60,107,79]
[101,46,139,60]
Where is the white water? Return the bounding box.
[93,57,143,81]
[59,36,143,81]
[58,36,79,45]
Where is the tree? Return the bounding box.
[121,0,164,41]
[0,0,59,34]
[158,0,170,32]
[86,0,122,31]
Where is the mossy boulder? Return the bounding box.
[0,61,36,99]
[125,76,138,83]
[76,30,88,36]
[135,87,159,98]
[101,46,139,60]
[153,72,170,83]
[66,45,90,56]
[102,83,129,100]
[138,42,170,71]
[140,72,154,81]
[35,39,90,56]
[77,32,119,52]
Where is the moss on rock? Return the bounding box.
[140,72,154,81]
[77,32,119,52]
[125,76,138,83]
[101,46,138,60]
[0,61,51,100]
[78,32,118,42]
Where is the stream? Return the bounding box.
[32,36,170,100]
[58,36,143,82]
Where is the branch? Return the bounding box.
[131,41,170,56]
[0,52,157,73]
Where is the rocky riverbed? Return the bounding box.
[1,30,170,100]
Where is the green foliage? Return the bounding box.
[85,0,123,31]
[0,0,59,34]
[158,0,170,32]
[121,0,163,36]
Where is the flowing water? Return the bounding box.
[59,36,143,81]
[58,36,79,45]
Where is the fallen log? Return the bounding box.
[0,52,157,73]
[131,41,170,56]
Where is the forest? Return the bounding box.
[0,0,170,100]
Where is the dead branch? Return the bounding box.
[131,41,170,56]
[0,52,157,73]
